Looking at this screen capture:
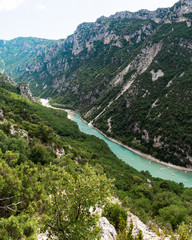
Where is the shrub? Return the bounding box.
[102,203,128,232]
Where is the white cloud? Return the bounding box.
[0,0,25,11]
[36,4,47,10]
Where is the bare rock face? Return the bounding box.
[0,108,4,118]
[178,0,192,14]
[19,83,36,102]
[0,73,17,86]
[99,217,117,240]
[63,0,192,56]
[166,0,192,23]
[127,213,170,240]
[37,232,50,240]
[54,148,65,158]
[10,125,29,141]
[111,41,162,87]
[150,69,164,81]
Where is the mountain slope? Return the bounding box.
[0,79,192,239]
[0,37,62,95]
[83,20,192,167]
[52,0,192,167]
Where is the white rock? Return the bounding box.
[55,148,65,158]
[99,217,117,240]
[127,213,170,240]
[0,108,4,117]
[150,70,164,81]
[37,233,49,240]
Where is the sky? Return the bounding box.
[0,0,178,40]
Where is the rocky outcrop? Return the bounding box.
[130,42,163,74]
[150,70,164,81]
[54,147,65,158]
[19,83,36,102]
[37,233,48,240]
[0,73,36,103]
[108,197,165,240]
[37,217,117,240]
[111,41,162,87]
[127,213,170,240]
[0,73,17,86]
[57,0,192,56]
[166,0,192,24]
[10,125,29,141]
[99,217,117,240]
[173,0,192,16]
[107,9,168,23]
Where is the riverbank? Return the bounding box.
[79,115,192,173]
[41,99,192,173]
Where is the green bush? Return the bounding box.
[102,203,128,232]
[159,205,188,230]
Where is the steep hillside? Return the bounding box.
[0,72,35,102]
[0,6,165,95]
[0,37,62,95]
[0,0,191,167]
[52,0,192,168]
[84,20,192,168]
[0,72,17,86]
[0,79,192,239]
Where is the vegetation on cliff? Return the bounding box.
[0,81,191,239]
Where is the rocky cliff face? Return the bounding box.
[0,73,35,102]
[19,83,36,102]
[1,0,190,96]
[0,72,17,86]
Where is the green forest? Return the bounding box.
[0,80,192,239]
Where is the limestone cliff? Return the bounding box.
[19,83,36,102]
[0,72,17,86]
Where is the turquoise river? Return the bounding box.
[41,99,192,188]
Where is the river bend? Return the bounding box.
[41,99,192,188]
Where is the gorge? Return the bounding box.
[41,99,192,187]
[0,0,192,238]
[0,0,191,169]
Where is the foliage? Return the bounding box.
[177,224,192,240]
[102,203,128,232]
[91,21,192,167]
[0,214,38,240]
[42,164,112,240]
[116,222,143,240]
[0,83,191,238]
[158,205,188,230]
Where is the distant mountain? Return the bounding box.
[0,0,192,167]
[0,37,60,95]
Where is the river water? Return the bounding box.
[41,99,192,187]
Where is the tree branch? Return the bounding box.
[0,196,16,201]
[0,201,23,212]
